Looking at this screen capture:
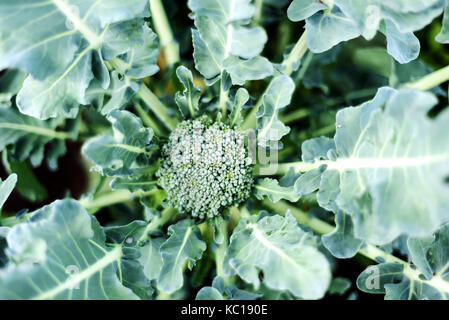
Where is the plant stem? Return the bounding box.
[218,76,229,118]
[0,124,72,140]
[263,199,449,295]
[254,161,320,176]
[149,0,180,66]
[0,189,157,227]
[242,31,308,130]
[279,108,310,124]
[404,64,449,90]
[281,31,308,76]
[253,0,263,26]
[80,189,157,212]
[215,214,230,285]
[134,101,164,136]
[137,84,177,131]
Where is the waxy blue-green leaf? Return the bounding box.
[287,0,327,22]
[256,75,294,148]
[0,0,149,79]
[188,0,255,23]
[86,71,141,115]
[0,199,138,299]
[82,110,154,176]
[322,210,363,259]
[0,104,71,168]
[0,174,17,211]
[108,24,160,79]
[196,276,262,300]
[104,221,154,299]
[229,88,249,128]
[0,0,151,119]
[157,219,206,294]
[223,212,331,299]
[254,178,299,203]
[222,56,273,86]
[436,5,449,43]
[0,70,27,105]
[301,87,449,245]
[357,224,449,299]
[189,2,272,85]
[110,175,158,193]
[287,0,446,63]
[175,66,202,118]
[305,8,360,54]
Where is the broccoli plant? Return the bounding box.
[0,0,449,301]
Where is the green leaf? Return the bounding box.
[175,66,202,118]
[87,71,141,115]
[229,88,249,128]
[189,1,272,85]
[0,0,151,119]
[254,178,299,203]
[287,0,446,63]
[82,110,154,176]
[0,70,27,105]
[328,277,352,295]
[157,219,206,293]
[287,0,327,22]
[104,221,154,299]
[8,161,48,203]
[196,287,224,300]
[436,5,449,43]
[16,50,94,119]
[0,104,70,167]
[139,237,164,281]
[0,199,138,299]
[223,212,331,299]
[0,174,17,211]
[110,175,158,193]
[222,56,273,86]
[357,224,449,299]
[322,210,363,259]
[305,8,360,53]
[304,87,449,245]
[256,75,294,148]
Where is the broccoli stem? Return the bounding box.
[262,199,449,295]
[0,189,158,226]
[241,31,308,130]
[218,75,229,118]
[149,0,180,67]
[404,64,449,90]
[137,84,178,131]
[134,101,165,136]
[253,0,264,26]
[214,215,230,285]
[279,108,310,124]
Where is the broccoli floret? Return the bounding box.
[157,116,253,219]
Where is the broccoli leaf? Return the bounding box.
[256,75,294,148]
[157,219,206,294]
[287,0,446,63]
[0,174,17,211]
[189,0,273,85]
[0,0,154,120]
[223,212,331,299]
[357,224,449,299]
[0,199,138,299]
[299,87,449,245]
[0,104,72,168]
[82,110,154,176]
